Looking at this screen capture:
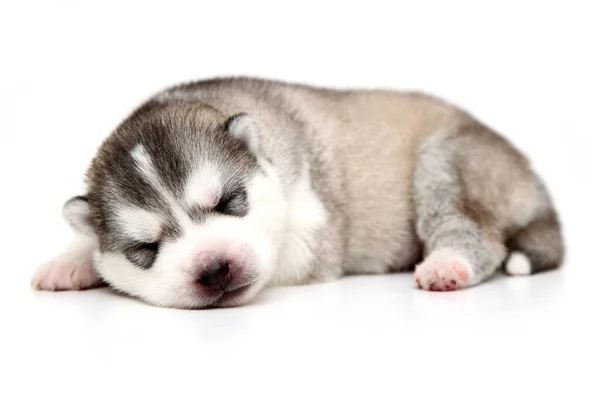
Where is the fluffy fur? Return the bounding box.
[31,77,564,308]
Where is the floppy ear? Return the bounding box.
[226,113,260,155]
[62,196,95,236]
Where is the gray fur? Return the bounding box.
[86,101,259,256]
[51,76,564,304]
[415,133,505,285]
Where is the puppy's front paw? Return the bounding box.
[415,248,474,291]
[31,257,103,291]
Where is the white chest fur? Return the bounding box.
[268,167,327,286]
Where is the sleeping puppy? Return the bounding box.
[31,77,564,308]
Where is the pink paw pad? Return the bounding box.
[31,258,103,291]
[415,248,473,291]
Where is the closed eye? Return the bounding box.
[124,241,159,270]
[214,189,248,217]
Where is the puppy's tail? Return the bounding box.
[504,178,564,276]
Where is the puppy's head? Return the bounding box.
[65,101,286,308]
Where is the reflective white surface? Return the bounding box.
[2,1,599,399]
[4,266,597,399]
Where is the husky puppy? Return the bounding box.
[31,78,564,308]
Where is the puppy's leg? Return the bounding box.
[31,233,104,291]
[413,133,507,291]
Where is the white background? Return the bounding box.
[1,1,599,399]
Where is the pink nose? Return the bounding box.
[197,262,232,291]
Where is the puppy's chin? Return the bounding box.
[212,279,267,308]
[142,281,264,309]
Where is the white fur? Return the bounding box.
[131,144,190,226]
[505,252,532,276]
[131,144,164,191]
[269,164,327,286]
[63,198,94,236]
[31,234,102,291]
[115,206,163,243]
[228,114,260,154]
[98,215,275,308]
[184,163,222,208]
[94,157,288,308]
[39,145,323,308]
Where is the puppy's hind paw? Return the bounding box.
[31,258,104,291]
[415,248,474,291]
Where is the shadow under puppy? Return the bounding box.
[31,77,564,308]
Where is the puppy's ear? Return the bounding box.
[63,196,95,236]
[226,113,260,155]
